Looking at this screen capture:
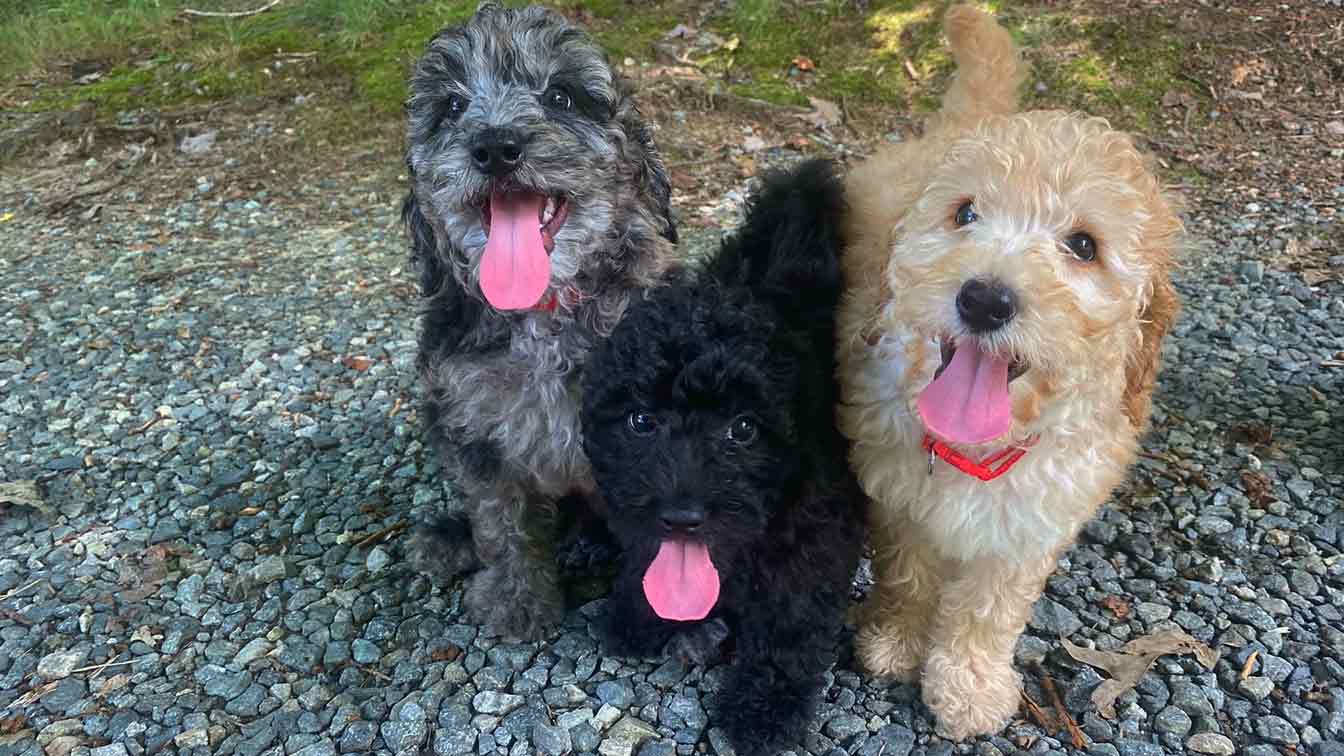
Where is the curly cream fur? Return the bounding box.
[837,4,1182,740]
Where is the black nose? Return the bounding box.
[659,505,705,533]
[956,279,1017,333]
[470,128,525,177]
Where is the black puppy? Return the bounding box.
[581,159,865,755]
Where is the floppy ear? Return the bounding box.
[402,181,499,357]
[621,111,677,244]
[1122,273,1179,431]
[401,188,441,297]
[474,1,501,15]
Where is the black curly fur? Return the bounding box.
[581,159,865,756]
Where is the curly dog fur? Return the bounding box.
[402,2,675,640]
[582,159,865,756]
[836,6,1182,739]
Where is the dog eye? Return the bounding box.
[1063,232,1097,262]
[543,86,573,111]
[726,416,757,445]
[627,410,657,435]
[441,94,468,126]
[954,201,978,227]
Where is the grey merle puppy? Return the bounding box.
[402,1,676,639]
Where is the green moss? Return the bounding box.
[1006,10,1196,130]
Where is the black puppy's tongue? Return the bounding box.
[642,540,720,621]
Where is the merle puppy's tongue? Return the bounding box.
[643,540,720,621]
[479,189,550,309]
[917,340,1012,445]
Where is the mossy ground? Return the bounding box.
[0,0,1199,146]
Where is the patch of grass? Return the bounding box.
[0,0,180,76]
[1006,9,1197,130]
[1,0,1197,147]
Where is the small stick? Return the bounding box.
[1021,690,1055,731]
[70,659,137,674]
[353,521,408,548]
[358,664,391,681]
[181,0,281,18]
[1043,672,1087,749]
[0,580,41,602]
[139,259,258,284]
[127,414,164,436]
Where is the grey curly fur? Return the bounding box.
[401,1,676,640]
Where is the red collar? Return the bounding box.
[922,433,1037,482]
[527,286,585,313]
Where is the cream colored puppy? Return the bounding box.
[837,4,1182,740]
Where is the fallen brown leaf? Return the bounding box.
[0,714,26,736]
[1240,650,1259,680]
[1240,469,1275,506]
[342,355,373,372]
[430,643,463,663]
[1061,630,1219,718]
[94,673,131,699]
[1101,596,1131,620]
[1232,421,1274,445]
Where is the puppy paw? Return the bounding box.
[715,675,813,756]
[855,621,925,683]
[922,647,1022,740]
[667,617,730,666]
[463,565,562,641]
[406,514,480,582]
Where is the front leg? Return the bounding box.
[856,518,947,683]
[717,587,842,755]
[602,551,676,658]
[921,553,1058,740]
[460,471,564,641]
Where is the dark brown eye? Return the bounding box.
[627,410,657,435]
[543,86,573,111]
[727,416,757,445]
[1064,232,1097,262]
[441,94,468,126]
[954,201,978,227]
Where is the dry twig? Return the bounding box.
[352,521,408,548]
[1042,673,1087,749]
[181,0,281,19]
[139,259,258,284]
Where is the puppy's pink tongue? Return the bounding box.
[479,189,550,309]
[917,341,1012,445]
[643,540,720,621]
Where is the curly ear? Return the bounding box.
[1122,273,1179,431]
[621,111,677,244]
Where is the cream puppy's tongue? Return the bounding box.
[642,540,720,621]
[479,189,550,309]
[917,340,1012,445]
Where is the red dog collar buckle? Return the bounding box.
[922,433,1037,482]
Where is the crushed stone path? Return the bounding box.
[1,156,1342,756]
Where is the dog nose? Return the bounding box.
[956,279,1017,333]
[470,128,525,177]
[659,505,705,533]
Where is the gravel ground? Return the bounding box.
[0,150,1342,756]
